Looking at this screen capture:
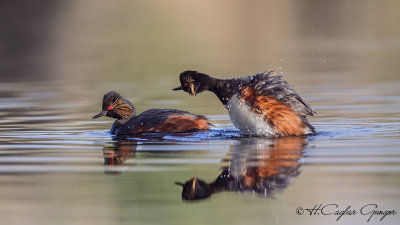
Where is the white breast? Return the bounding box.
[225,95,276,136]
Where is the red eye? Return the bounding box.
[108,105,114,110]
[184,82,188,87]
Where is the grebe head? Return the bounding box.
[173,70,210,96]
[92,91,136,121]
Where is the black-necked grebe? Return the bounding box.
[173,71,315,136]
[92,91,210,135]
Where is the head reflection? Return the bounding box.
[103,137,138,173]
[176,136,306,201]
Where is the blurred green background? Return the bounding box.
[1,0,400,116]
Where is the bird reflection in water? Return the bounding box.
[175,136,306,201]
[103,137,138,173]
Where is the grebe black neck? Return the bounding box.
[173,70,235,105]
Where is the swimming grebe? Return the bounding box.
[92,91,210,135]
[173,71,315,136]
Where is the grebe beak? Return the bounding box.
[174,182,184,186]
[172,86,183,91]
[92,110,106,119]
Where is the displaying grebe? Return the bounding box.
[173,71,315,136]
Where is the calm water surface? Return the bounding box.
[1,1,400,225]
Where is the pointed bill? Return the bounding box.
[172,86,183,91]
[92,110,106,119]
[174,182,184,186]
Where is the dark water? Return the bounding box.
[1,1,400,225]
